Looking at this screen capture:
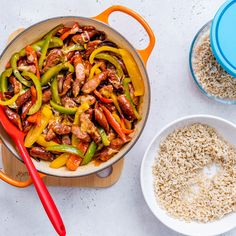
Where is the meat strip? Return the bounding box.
[30,147,54,161]
[72,125,91,143]
[5,107,22,131]
[117,95,136,120]
[16,89,31,109]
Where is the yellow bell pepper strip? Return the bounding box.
[0,68,13,94]
[73,103,90,125]
[119,49,144,96]
[81,141,97,165]
[50,100,77,114]
[94,53,124,78]
[10,53,32,87]
[95,68,101,74]
[46,144,84,158]
[0,92,20,106]
[100,104,127,142]
[99,128,110,146]
[50,153,69,169]
[122,77,140,120]
[71,102,90,146]
[112,111,121,124]
[38,33,51,70]
[89,46,144,96]
[88,62,102,80]
[89,46,120,64]
[41,62,74,86]
[24,105,52,147]
[51,77,61,104]
[62,44,84,54]
[22,71,42,115]
[36,134,59,148]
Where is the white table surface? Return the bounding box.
[0,0,236,235]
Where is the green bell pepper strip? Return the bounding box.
[62,44,84,54]
[51,77,61,104]
[41,62,74,86]
[22,71,42,115]
[81,141,97,165]
[19,37,63,57]
[47,37,64,48]
[94,53,124,78]
[38,25,63,70]
[10,53,32,87]
[122,77,140,120]
[99,127,110,146]
[38,34,51,70]
[50,100,77,114]
[46,144,84,158]
[43,24,64,39]
[0,68,13,93]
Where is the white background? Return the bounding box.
[0,0,235,235]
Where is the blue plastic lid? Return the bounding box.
[211,0,236,77]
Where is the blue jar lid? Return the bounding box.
[211,0,236,77]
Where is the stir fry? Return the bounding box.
[0,22,144,171]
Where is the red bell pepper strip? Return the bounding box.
[60,23,80,41]
[94,90,113,103]
[66,154,82,171]
[77,141,89,155]
[27,111,40,124]
[100,105,127,142]
[25,45,40,79]
[30,86,37,104]
[120,118,134,134]
[66,141,88,171]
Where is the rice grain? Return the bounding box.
[153,123,236,222]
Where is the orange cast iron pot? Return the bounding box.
[0,5,155,187]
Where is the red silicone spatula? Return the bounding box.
[0,105,66,236]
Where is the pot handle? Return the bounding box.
[93,5,155,65]
[0,141,46,188]
[0,170,46,188]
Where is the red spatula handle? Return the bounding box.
[15,138,66,236]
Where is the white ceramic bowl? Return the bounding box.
[141,115,236,236]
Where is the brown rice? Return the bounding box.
[153,123,236,222]
[192,31,236,100]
